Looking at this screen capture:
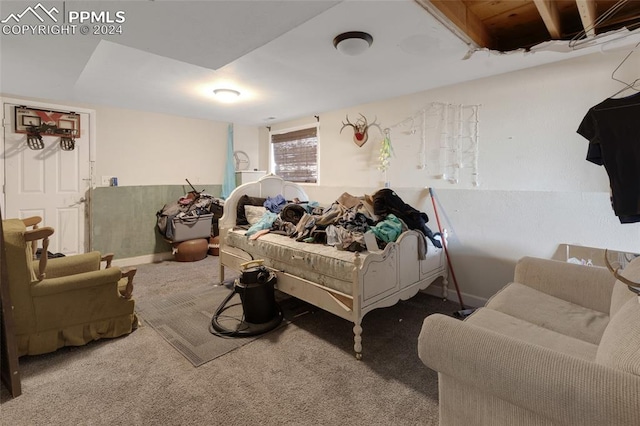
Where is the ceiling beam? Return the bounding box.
[415,0,494,49]
[575,0,597,37]
[533,0,562,39]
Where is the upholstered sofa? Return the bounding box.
[418,255,640,426]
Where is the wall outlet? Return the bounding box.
[101,176,114,186]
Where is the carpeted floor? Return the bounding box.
[1,256,458,425]
[136,282,311,366]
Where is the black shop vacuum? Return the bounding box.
[209,260,283,337]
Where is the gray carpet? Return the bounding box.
[1,256,458,425]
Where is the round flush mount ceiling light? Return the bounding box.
[213,88,241,102]
[333,31,373,56]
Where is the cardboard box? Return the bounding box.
[171,214,213,242]
[552,243,639,268]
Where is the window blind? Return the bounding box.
[271,127,318,183]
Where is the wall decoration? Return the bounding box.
[233,150,250,170]
[14,106,80,151]
[59,136,75,151]
[340,114,380,147]
[390,102,480,186]
[377,128,394,187]
[27,132,44,150]
[21,115,41,127]
[378,128,393,172]
[433,103,480,186]
[14,106,80,137]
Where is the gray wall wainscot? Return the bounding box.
[90,185,222,259]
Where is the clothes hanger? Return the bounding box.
[593,44,640,110]
[608,41,640,98]
[570,0,636,49]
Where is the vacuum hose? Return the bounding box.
[209,262,283,337]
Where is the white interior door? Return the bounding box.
[2,102,91,255]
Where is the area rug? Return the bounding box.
[136,283,310,367]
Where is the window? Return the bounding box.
[270,126,318,183]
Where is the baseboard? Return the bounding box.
[423,284,487,309]
[112,252,174,268]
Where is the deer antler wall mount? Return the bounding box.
[340,114,381,147]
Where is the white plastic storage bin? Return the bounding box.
[171,214,213,242]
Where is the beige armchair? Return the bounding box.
[418,255,640,426]
[3,217,138,356]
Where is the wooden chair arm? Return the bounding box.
[24,226,54,280]
[24,227,54,242]
[119,267,136,299]
[21,216,42,228]
[101,253,114,268]
[23,217,44,258]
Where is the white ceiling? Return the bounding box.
[1,0,639,126]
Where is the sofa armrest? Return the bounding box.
[41,252,103,278]
[418,313,640,426]
[514,256,616,313]
[31,267,122,297]
[119,267,136,299]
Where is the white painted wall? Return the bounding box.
[0,95,259,188]
[93,106,258,186]
[266,50,640,306]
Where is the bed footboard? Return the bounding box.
[220,230,446,360]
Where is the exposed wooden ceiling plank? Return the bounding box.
[533,0,563,38]
[575,0,597,37]
[415,0,495,49]
[467,0,532,21]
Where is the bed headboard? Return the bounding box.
[219,174,309,235]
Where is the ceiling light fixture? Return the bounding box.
[213,88,241,102]
[333,31,373,56]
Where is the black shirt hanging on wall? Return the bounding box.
[577,91,640,223]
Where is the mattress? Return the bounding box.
[226,230,366,294]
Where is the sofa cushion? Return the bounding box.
[487,282,609,345]
[609,256,640,317]
[514,257,614,314]
[467,308,598,361]
[596,297,640,376]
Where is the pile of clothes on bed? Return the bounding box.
[240,189,441,252]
